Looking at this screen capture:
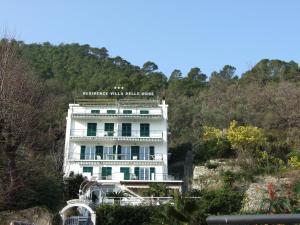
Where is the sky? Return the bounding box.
[0,0,299,77]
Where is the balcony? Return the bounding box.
[68,153,164,166]
[80,172,178,182]
[69,129,164,142]
[71,109,163,120]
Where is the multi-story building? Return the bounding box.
[63,98,181,194]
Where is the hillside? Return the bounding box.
[1,39,300,223]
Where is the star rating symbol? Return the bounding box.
[114,86,124,90]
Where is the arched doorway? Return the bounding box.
[60,203,96,225]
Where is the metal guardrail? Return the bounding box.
[206,214,300,225]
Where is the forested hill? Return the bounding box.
[1,39,300,213]
[15,41,300,147]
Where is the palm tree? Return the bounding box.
[105,191,127,205]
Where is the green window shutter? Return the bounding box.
[150,167,155,180]
[123,110,132,114]
[107,110,116,114]
[87,123,97,136]
[80,146,86,160]
[120,167,130,180]
[91,110,100,114]
[113,145,116,159]
[102,167,112,180]
[104,123,114,136]
[96,146,103,159]
[134,167,140,180]
[131,146,140,160]
[83,167,93,175]
[122,123,131,136]
[140,110,149,114]
[150,146,155,160]
[117,145,122,160]
[140,123,150,137]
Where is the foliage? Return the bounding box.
[144,183,171,197]
[2,38,300,215]
[96,205,156,225]
[152,188,244,225]
[227,121,267,151]
[63,173,84,201]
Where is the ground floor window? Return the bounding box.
[83,166,93,175]
[102,167,112,180]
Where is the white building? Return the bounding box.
[61,98,182,224]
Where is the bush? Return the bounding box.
[96,205,157,225]
[193,138,234,164]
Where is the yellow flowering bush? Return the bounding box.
[227,120,266,152]
[288,156,300,169]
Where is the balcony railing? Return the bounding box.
[82,172,179,181]
[70,129,163,139]
[69,153,164,161]
[71,109,163,118]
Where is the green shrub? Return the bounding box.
[96,205,157,225]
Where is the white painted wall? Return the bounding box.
[64,100,169,181]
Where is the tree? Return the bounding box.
[0,39,43,200]
[169,69,182,82]
[227,121,267,171]
[142,61,158,74]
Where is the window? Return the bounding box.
[120,146,131,160]
[96,146,103,160]
[107,110,116,114]
[150,167,155,180]
[104,123,114,136]
[123,110,132,114]
[122,123,131,136]
[80,146,95,160]
[120,167,130,180]
[83,167,93,175]
[85,146,95,160]
[150,146,155,160]
[140,123,150,137]
[140,110,149,114]
[87,123,97,136]
[139,147,150,160]
[103,146,114,160]
[91,110,100,114]
[101,167,112,180]
[80,146,86,160]
[139,167,150,180]
[131,146,139,160]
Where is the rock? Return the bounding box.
[0,207,53,225]
[241,176,292,213]
[192,159,240,190]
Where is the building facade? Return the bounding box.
[61,98,182,224]
[63,99,181,190]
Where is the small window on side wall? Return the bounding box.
[91,110,100,114]
[123,110,132,114]
[140,110,149,114]
[107,110,116,114]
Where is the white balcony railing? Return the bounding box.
[70,129,163,139]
